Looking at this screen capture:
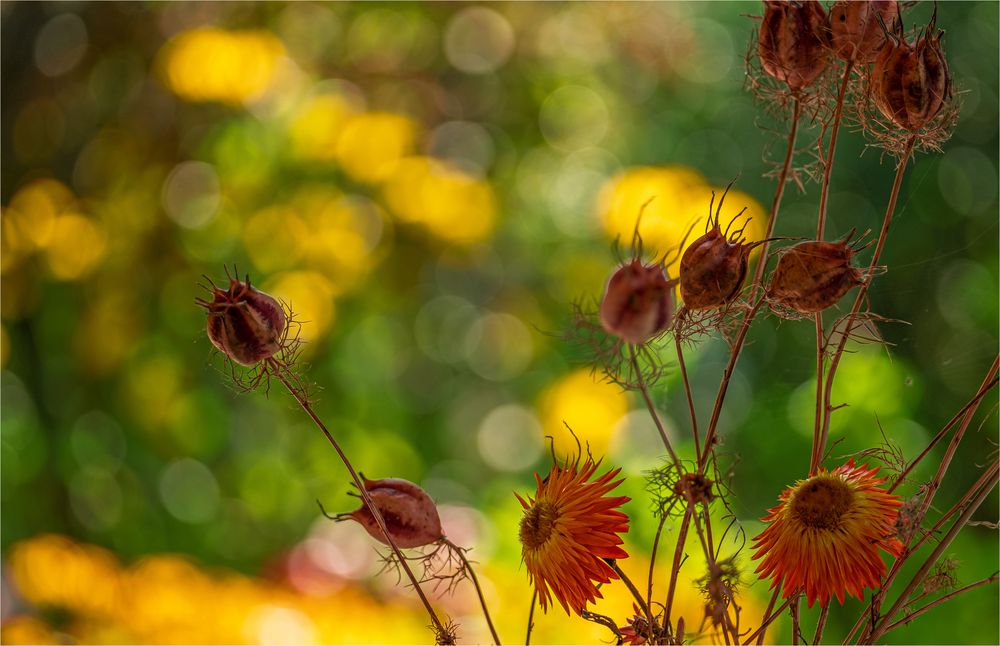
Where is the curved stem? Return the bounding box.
[630,343,682,473]
[880,573,999,634]
[817,60,855,241]
[525,589,537,646]
[270,363,446,635]
[647,511,669,624]
[611,561,656,642]
[819,136,917,464]
[676,324,701,459]
[754,587,782,645]
[443,538,501,645]
[664,505,695,630]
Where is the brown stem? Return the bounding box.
[443,538,501,645]
[647,511,669,625]
[611,561,656,642]
[676,324,701,459]
[630,343,682,473]
[809,312,826,475]
[812,603,830,646]
[819,135,917,463]
[791,597,801,646]
[525,589,537,646]
[909,459,999,554]
[864,466,999,643]
[743,595,794,645]
[664,505,695,629]
[816,60,855,241]
[755,587,782,646]
[270,364,446,635]
[881,573,1000,634]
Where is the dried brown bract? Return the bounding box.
[767,234,868,316]
[758,0,832,92]
[330,477,444,548]
[830,0,900,64]
[197,269,287,366]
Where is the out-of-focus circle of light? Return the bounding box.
[70,410,127,473]
[158,458,221,524]
[534,8,610,67]
[463,311,534,381]
[609,409,678,474]
[334,112,417,184]
[444,7,515,74]
[539,85,610,152]
[69,467,123,531]
[307,516,378,580]
[937,146,998,216]
[44,214,106,281]
[673,18,733,85]
[414,295,480,364]
[242,206,308,273]
[429,121,496,177]
[162,161,221,229]
[289,93,358,162]
[439,504,496,559]
[247,606,316,646]
[266,271,336,343]
[5,178,74,251]
[538,368,629,457]
[34,14,88,77]
[548,147,621,238]
[476,404,544,471]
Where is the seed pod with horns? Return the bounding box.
[767,234,867,315]
[758,0,831,91]
[196,269,287,366]
[872,14,951,132]
[331,477,443,548]
[830,0,900,64]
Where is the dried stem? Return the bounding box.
[810,312,826,476]
[816,60,854,241]
[881,573,1000,634]
[442,538,501,645]
[743,594,793,645]
[647,512,669,624]
[630,343,682,473]
[812,603,830,646]
[610,561,656,642]
[664,504,695,632]
[269,362,446,636]
[790,597,801,646]
[676,326,701,459]
[525,589,537,646]
[754,587,782,646]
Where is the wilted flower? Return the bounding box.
[758,0,831,91]
[830,0,899,63]
[752,460,903,607]
[600,259,675,344]
[334,477,443,548]
[515,456,630,615]
[767,237,864,314]
[872,17,951,132]
[196,271,287,366]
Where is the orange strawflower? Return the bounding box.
[752,460,903,607]
[515,456,630,615]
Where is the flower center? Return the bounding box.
[519,501,558,550]
[790,475,854,530]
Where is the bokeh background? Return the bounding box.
[1,2,997,644]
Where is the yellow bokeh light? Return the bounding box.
[159,28,285,105]
[334,112,417,184]
[0,616,59,645]
[597,166,768,283]
[295,191,384,293]
[43,213,107,281]
[538,368,629,457]
[383,156,497,245]
[266,270,336,344]
[5,178,74,250]
[289,94,359,162]
[243,206,309,273]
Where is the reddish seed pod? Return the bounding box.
[196,272,286,366]
[680,190,763,311]
[830,0,899,64]
[872,19,951,132]
[336,477,443,548]
[758,0,831,91]
[600,259,675,344]
[767,238,864,314]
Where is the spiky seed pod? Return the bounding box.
[196,274,286,366]
[600,259,675,344]
[758,0,831,91]
[335,477,443,549]
[767,238,864,314]
[872,19,951,132]
[830,0,899,63]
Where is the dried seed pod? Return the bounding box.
[758,0,831,91]
[196,272,286,366]
[830,0,899,63]
[600,259,674,344]
[872,18,951,131]
[767,237,864,314]
[680,190,764,311]
[335,477,443,548]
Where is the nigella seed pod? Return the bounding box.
[758,0,831,91]
[680,189,765,311]
[872,18,951,132]
[767,236,865,314]
[196,271,286,366]
[830,0,899,64]
[600,259,674,344]
[335,477,443,548]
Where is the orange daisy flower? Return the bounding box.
[752,460,903,608]
[515,456,631,615]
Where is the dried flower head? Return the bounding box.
[600,259,675,344]
[333,477,443,548]
[752,460,903,607]
[196,269,287,366]
[872,16,951,132]
[767,235,866,315]
[516,456,630,615]
[758,0,831,91]
[830,0,899,64]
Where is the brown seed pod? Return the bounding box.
[758,0,831,91]
[196,270,287,366]
[600,259,675,344]
[830,0,899,63]
[335,477,443,549]
[680,188,767,311]
[872,17,951,132]
[767,235,865,314]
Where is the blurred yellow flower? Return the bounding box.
[335,112,418,184]
[0,616,58,646]
[44,213,107,281]
[266,270,337,345]
[159,28,285,105]
[538,368,629,457]
[289,94,360,162]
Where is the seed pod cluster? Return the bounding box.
[336,477,443,549]
[872,18,951,132]
[830,0,899,64]
[196,273,287,366]
[680,191,763,311]
[758,0,831,91]
[600,259,675,344]
[767,237,864,314]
